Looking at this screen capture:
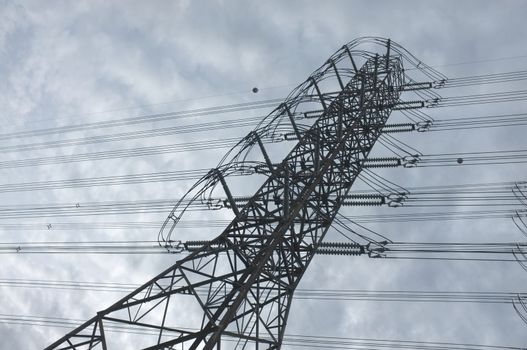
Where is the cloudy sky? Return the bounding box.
[1,0,527,349]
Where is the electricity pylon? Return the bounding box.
[46,37,442,350]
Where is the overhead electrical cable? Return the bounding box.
[0,278,522,304]
[0,120,257,153]
[318,241,527,263]
[0,99,282,141]
[0,137,241,169]
[1,239,525,264]
[0,207,523,232]
[0,198,521,219]
[0,240,172,254]
[1,314,522,350]
[0,198,216,219]
[0,180,525,218]
[3,114,527,170]
[0,158,524,195]
[0,68,523,139]
[409,52,527,70]
[3,89,527,153]
[435,89,527,108]
[429,112,527,132]
[0,168,216,193]
[440,69,527,88]
[416,149,527,167]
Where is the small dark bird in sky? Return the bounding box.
[252,87,259,93]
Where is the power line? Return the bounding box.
[0,207,521,233]
[3,313,522,350]
[440,70,527,88]
[0,154,525,195]
[0,68,523,142]
[0,278,522,304]
[417,149,527,168]
[1,112,526,170]
[317,241,527,263]
[1,239,525,265]
[430,112,527,132]
[430,53,527,69]
[6,49,527,130]
[0,180,524,218]
[0,208,520,232]
[0,137,241,169]
[3,89,527,153]
[434,89,527,108]
[0,98,281,141]
[0,240,173,254]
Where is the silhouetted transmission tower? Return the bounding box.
[46,37,444,349]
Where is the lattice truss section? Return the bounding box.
[46,37,442,350]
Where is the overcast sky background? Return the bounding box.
[1,0,527,349]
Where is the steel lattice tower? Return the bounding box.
[46,37,442,350]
